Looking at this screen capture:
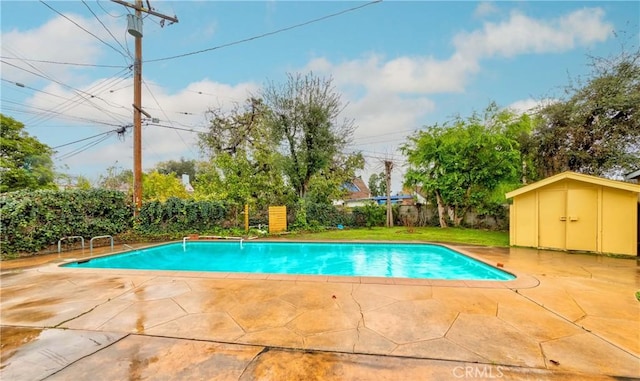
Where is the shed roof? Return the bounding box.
[625,169,640,181]
[505,171,640,199]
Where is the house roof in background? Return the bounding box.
[346,177,370,200]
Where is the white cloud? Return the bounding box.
[507,98,557,115]
[454,9,612,60]
[347,93,434,142]
[25,78,257,176]
[1,13,125,85]
[474,2,499,18]
[310,7,612,98]
[308,53,476,95]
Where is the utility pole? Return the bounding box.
[111,0,178,215]
[384,160,393,227]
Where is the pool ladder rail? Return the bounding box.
[58,235,114,257]
[183,235,244,250]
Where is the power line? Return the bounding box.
[95,0,126,18]
[26,69,132,126]
[2,60,131,124]
[0,99,125,127]
[2,77,116,106]
[55,133,114,160]
[145,122,208,134]
[0,56,128,68]
[52,127,126,149]
[82,0,132,59]
[39,0,130,62]
[145,0,382,63]
[142,78,195,155]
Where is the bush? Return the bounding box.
[306,203,352,227]
[135,198,229,234]
[288,202,354,230]
[352,203,386,228]
[1,189,132,256]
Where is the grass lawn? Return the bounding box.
[289,226,510,247]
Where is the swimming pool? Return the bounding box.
[64,241,514,281]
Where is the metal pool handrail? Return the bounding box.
[58,236,85,257]
[90,235,114,255]
[183,235,244,250]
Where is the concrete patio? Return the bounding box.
[1,243,638,380]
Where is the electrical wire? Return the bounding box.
[55,133,114,160]
[39,1,130,63]
[145,122,208,134]
[26,70,132,126]
[52,128,123,149]
[1,99,125,127]
[2,78,116,106]
[95,0,126,18]
[0,56,128,68]
[2,60,131,124]
[81,0,132,60]
[141,79,195,155]
[145,0,382,63]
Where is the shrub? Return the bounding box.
[352,203,386,228]
[135,198,228,234]
[1,189,132,256]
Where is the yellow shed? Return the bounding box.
[505,171,640,256]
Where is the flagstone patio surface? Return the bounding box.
[1,243,638,380]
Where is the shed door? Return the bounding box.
[566,188,598,252]
[538,190,566,250]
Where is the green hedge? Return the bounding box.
[136,198,229,234]
[1,189,132,255]
[1,188,403,257]
[352,204,387,228]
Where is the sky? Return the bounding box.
[1,0,638,190]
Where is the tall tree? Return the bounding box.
[532,49,640,177]
[155,158,197,181]
[98,165,133,191]
[197,98,291,208]
[304,152,365,204]
[402,107,523,227]
[143,171,189,202]
[0,114,55,192]
[262,72,360,199]
[368,172,387,197]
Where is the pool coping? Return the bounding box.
[45,240,540,290]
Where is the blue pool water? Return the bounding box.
[64,242,514,281]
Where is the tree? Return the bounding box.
[262,72,360,199]
[532,48,640,178]
[155,158,197,181]
[0,114,55,192]
[368,172,387,197]
[142,171,189,202]
[98,165,132,191]
[56,172,92,190]
[197,98,292,208]
[402,107,523,227]
[304,152,365,204]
